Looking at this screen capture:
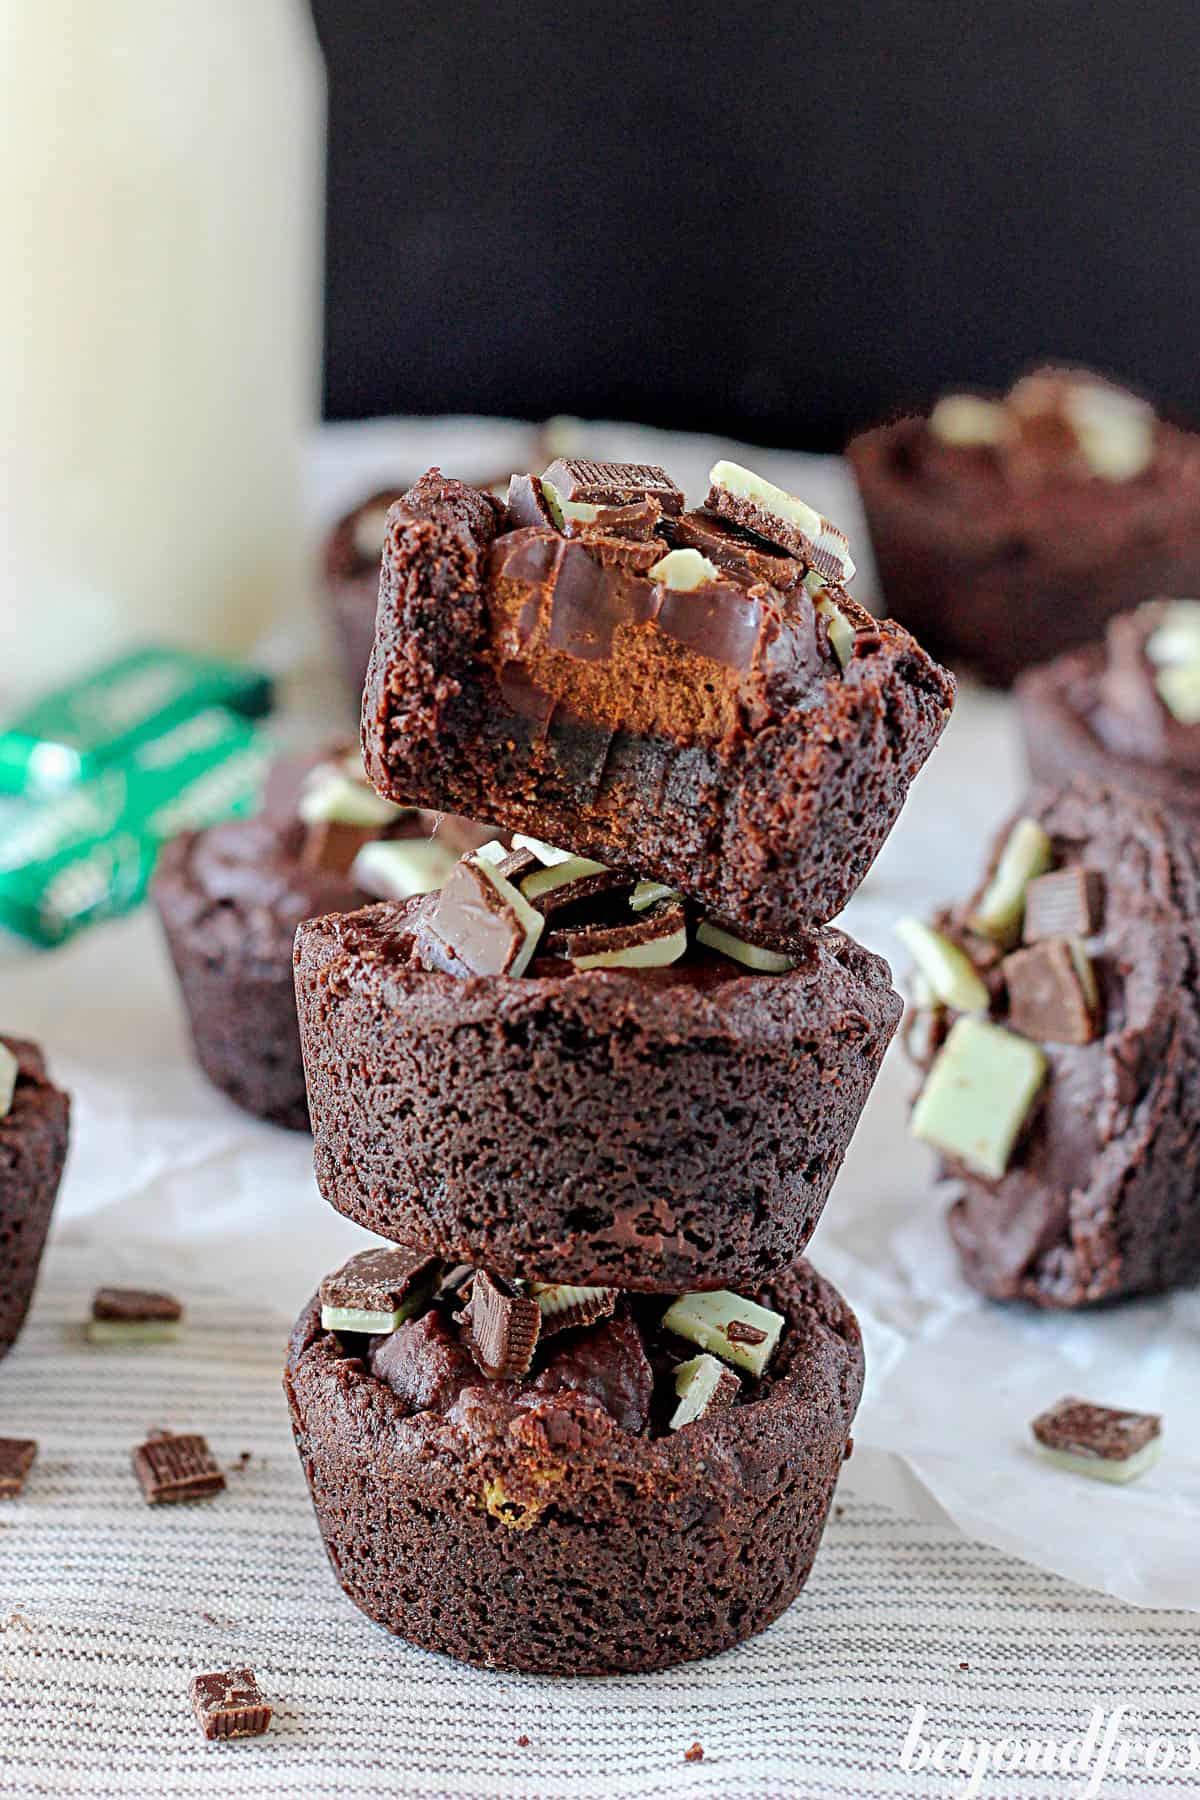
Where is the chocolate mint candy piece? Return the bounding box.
[520,851,615,905]
[1031,1396,1162,1484]
[1146,601,1200,725]
[661,1289,784,1379]
[352,501,393,561]
[88,1287,183,1345]
[133,1431,225,1505]
[461,1271,541,1379]
[1062,380,1155,482]
[968,817,1054,948]
[696,920,797,974]
[630,879,679,913]
[0,1043,17,1118]
[705,459,856,584]
[420,853,545,978]
[540,457,683,515]
[548,901,688,970]
[511,834,573,866]
[911,1015,1046,1179]
[190,1668,273,1741]
[298,756,400,828]
[528,1283,618,1336]
[647,548,720,592]
[807,578,855,668]
[0,1437,37,1497]
[929,394,1012,448]
[895,919,989,1013]
[1004,939,1098,1045]
[300,818,378,878]
[669,1354,742,1430]
[320,1246,441,1335]
[351,835,459,900]
[669,510,806,590]
[1023,867,1104,943]
[504,472,559,532]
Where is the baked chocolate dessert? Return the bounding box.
[898,781,1200,1306]
[359,458,954,940]
[323,488,406,704]
[294,840,901,1290]
[1018,598,1200,828]
[0,1036,69,1357]
[154,744,492,1130]
[285,1246,863,1674]
[849,369,1200,688]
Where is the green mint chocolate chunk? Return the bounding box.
[695,921,797,973]
[298,763,399,828]
[320,1304,406,1336]
[352,838,458,900]
[629,879,679,913]
[511,834,574,867]
[520,853,609,902]
[0,1044,16,1119]
[661,1289,784,1378]
[1035,1439,1163,1485]
[895,918,989,1013]
[647,548,719,591]
[968,817,1053,947]
[911,1015,1046,1180]
[668,1353,742,1430]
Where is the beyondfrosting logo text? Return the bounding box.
[897,1704,1200,1796]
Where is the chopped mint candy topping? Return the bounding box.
[911,1015,1046,1180]
[895,919,989,1013]
[352,838,457,900]
[668,1354,742,1430]
[647,548,719,591]
[661,1289,784,1378]
[0,1044,16,1118]
[695,921,796,973]
[968,818,1053,947]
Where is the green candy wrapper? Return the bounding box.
[0,707,270,945]
[0,645,272,797]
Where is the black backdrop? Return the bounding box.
[311,1,1200,449]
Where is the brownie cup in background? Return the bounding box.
[360,459,954,941]
[294,843,901,1291]
[1018,598,1200,831]
[154,745,494,1131]
[898,780,1200,1307]
[285,1249,863,1675]
[323,488,407,704]
[849,368,1200,688]
[0,1036,69,1357]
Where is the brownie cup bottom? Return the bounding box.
[0,1038,70,1357]
[284,1257,863,1675]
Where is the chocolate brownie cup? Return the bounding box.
[899,780,1200,1307]
[154,745,492,1130]
[285,1249,863,1674]
[0,1036,69,1357]
[1018,599,1200,830]
[359,459,954,940]
[323,488,406,703]
[294,851,901,1290]
[849,369,1200,687]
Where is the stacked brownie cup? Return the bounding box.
[285,455,955,1674]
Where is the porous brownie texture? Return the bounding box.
[360,469,954,939]
[284,1256,863,1675]
[0,1037,69,1357]
[849,414,1200,688]
[922,782,1200,1306]
[295,898,901,1291]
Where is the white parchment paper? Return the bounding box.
[2,418,1195,1614]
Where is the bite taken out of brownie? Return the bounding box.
[0,1036,69,1357]
[284,1245,864,1675]
[153,742,495,1131]
[294,838,901,1292]
[898,779,1200,1307]
[1018,598,1200,832]
[849,367,1200,688]
[359,458,954,942]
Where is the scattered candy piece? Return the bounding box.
[87,1288,183,1347]
[189,1668,272,1742]
[461,1272,541,1379]
[668,1354,742,1430]
[133,1432,225,1505]
[1022,867,1104,943]
[661,1289,784,1379]
[1031,1396,1162,1485]
[0,1438,37,1498]
[911,1015,1046,1179]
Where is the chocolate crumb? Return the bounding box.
[517,1734,530,1747]
[725,1319,767,1345]
[959,1661,970,1671]
[0,1439,37,1498]
[685,1742,704,1763]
